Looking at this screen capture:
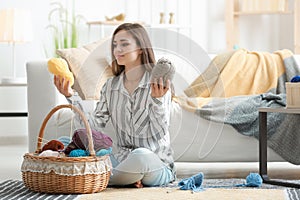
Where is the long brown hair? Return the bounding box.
[111,23,156,76]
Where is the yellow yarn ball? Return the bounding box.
[47,58,74,86]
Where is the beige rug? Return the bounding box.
[79,187,286,200]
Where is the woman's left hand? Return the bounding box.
[151,77,170,98]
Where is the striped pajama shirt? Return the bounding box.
[67,70,175,178]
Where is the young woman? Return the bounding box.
[54,23,175,188]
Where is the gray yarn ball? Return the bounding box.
[151,57,176,85]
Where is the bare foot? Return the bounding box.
[134,180,143,188]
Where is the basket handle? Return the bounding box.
[35,104,96,156]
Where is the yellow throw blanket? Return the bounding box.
[172,49,300,165]
[173,49,295,111]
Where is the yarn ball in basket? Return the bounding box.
[39,150,61,157]
[69,147,113,157]
[64,129,113,155]
[69,149,89,157]
[41,139,64,152]
[47,57,74,86]
[151,57,175,86]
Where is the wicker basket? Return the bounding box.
[21,104,111,194]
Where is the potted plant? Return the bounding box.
[45,0,85,57]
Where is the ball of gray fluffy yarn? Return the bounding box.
[151,57,175,85]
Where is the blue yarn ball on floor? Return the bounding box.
[245,173,263,187]
[178,172,204,192]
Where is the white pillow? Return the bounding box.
[56,37,114,100]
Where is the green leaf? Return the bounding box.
[44,0,83,57]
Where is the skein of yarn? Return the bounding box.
[151,57,175,86]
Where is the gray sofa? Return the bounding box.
[26,54,300,179]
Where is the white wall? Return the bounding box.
[0,0,295,78]
[0,0,295,136]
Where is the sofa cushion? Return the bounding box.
[56,38,114,100]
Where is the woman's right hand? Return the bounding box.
[54,75,74,97]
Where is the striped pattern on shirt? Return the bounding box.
[69,71,174,169]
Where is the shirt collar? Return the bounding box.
[111,70,150,91]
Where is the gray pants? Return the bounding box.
[109,148,174,186]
